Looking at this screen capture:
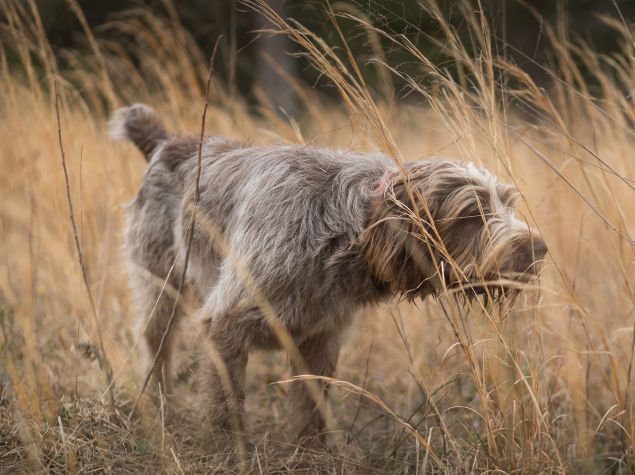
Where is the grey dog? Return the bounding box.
[110,103,546,444]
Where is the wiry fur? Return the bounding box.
[108,103,168,159]
[113,104,546,446]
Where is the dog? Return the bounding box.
[110,103,546,445]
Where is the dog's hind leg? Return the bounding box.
[129,262,185,401]
[125,185,185,401]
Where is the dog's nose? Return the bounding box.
[531,236,547,261]
[517,235,547,273]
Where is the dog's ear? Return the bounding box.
[359,175,434,294]
[360,216,407,286]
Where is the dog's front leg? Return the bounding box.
[289,332,340,440]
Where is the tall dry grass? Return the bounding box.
[1,0,634,472]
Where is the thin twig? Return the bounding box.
[54,80,115,407]
[131,36,222,414]
[58,416,69,474]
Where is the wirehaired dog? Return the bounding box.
[110,103,546,445]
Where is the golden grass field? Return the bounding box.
[1,1,634,473]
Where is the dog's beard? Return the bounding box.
[434,259,525,307]
[439,282,523,310]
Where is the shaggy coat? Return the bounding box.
[110,104,546,444]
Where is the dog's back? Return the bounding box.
[178,143,392,321]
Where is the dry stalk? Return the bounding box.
[54,79,115,408]
[624,320,635,471]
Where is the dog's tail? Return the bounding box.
[108,103,168,160]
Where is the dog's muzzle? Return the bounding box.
[442,235,547,298]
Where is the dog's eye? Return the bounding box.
[467,214,486,229]
[449,215,485,237]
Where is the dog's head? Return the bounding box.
[361,157,547,300]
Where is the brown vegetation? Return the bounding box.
[1,1,634,473]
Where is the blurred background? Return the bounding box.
[31,0,635,115]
